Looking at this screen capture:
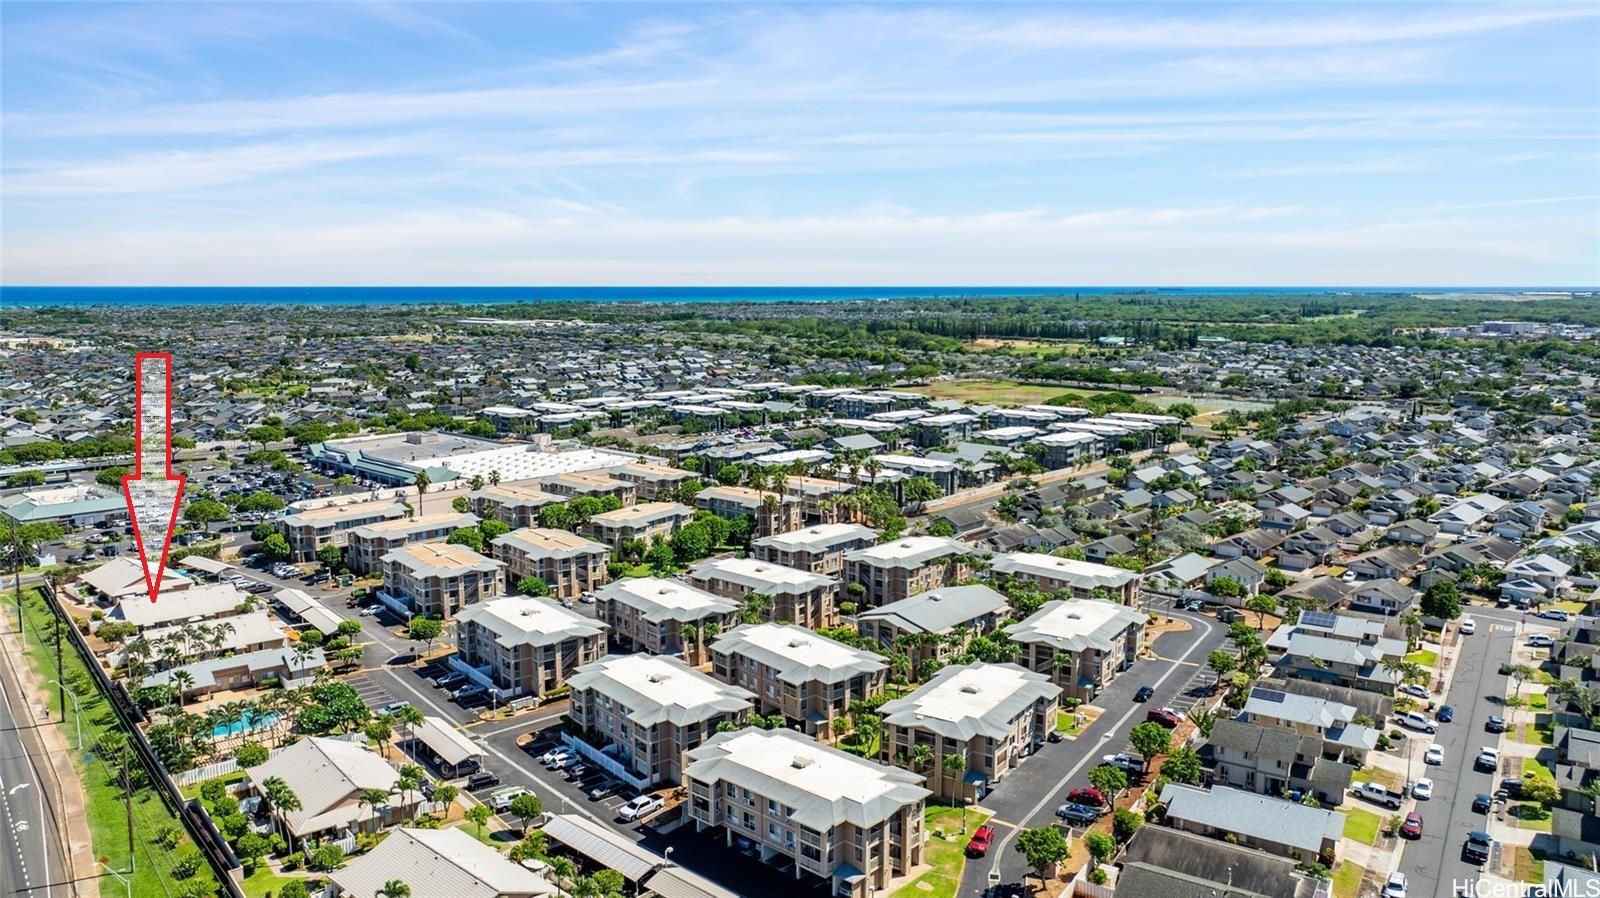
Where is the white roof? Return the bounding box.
[142,610,285,654]
[116,581,246,627]
[1004,598,1145,652]
[410,716,485,768]
[331,827,556,898]
[594,577,738,623]
[990,552,1139,590]
[456,596,607,648]
[879,662,1060,741]
[845,535,969,569]
[753,523,878,553]
[688,556,834,596]
[568,654,753,728]
[711,624,886,685]
[81,556,193,599]
[249,737,400,836]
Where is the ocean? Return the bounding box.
[0,285,1569,307]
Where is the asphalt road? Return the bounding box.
[1392,606,1555,898]
[963,603,1228,895]
[0,631,68,898]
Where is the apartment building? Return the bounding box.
[489,527,610,599]
[566,654,754,787]
[842,536,973,608]
[1004,598,1146,702]
[455,596,608,700]
[594,577,741,666]
[344,511,479,575]
[782,476,857,522]
[856,584,1011,667]
[687,556,840,629]
[989,552,1142,605]
[752,523,879,576]
[541,470,637,505]
[612,462,699,502]
[710,623,887,741]
[683,728,929,898]
[281,498,408,561]
[878,662,1060,801]
[379,543,505,619]
[467,483,564,529]
[584,501,695,551]
[695,485,804,536]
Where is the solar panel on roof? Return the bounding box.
[1250,687,1286,704]
[1300,610,1339,629]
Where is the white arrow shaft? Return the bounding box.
[137,355,172,479]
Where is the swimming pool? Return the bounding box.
[211,710,280,739]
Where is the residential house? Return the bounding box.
[988,552,1141,605]
[345,511,480,575]
[379,543,505,619]
[584,501,695,550]
[842,536,974,608]
[1157,784,1344,863]
[594,577,741,664]
[751,523,878,577]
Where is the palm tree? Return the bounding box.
[908,743,934,772]
[397,763,425,821]
[171,670,195,705]
[261,775,302,847]
[546,856,578,895]
[359,787,390,828]
[489,469,502,486]
[377,879,412,898]
[413,471,431,495]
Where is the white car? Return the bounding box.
[1459,618,1476,635]
[540,747,572,767]
[1424,744,1445,766]
[1412,778,1433,800]
[1527,634,1555,648]
[1399,683,1431,700]
[618,794,663,822]
[1382,871,1408,898]
[1398,712,1438,734]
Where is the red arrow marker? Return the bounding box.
[122,353,186,603]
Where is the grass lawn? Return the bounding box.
[1520,722,1555,746]
[1514,846,1547,882]
[915,379,1103,406]
[890,804,993,898]
[1332,862,1365,898]
[1057,707,1100,736]
[180,768,246,800]
[241,864,315,898]
[1354,767,1403,791]
[1404,649,1438,668]
[1510,803,1554,832]
[1343,809,1382,845]
[1552,601,1588,614]
[1523,757,1558,789]
[14,587,214,896]
[1529,692,1549,711]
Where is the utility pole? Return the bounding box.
[10,517,22,634]
[54,613,65,721]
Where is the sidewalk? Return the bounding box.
[0,618,100,898]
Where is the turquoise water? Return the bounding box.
[212,710,280,738]
[2,285,1561,308]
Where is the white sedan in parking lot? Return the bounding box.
[1398,683,1431,700]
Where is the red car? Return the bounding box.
[965,824,997,857]
[1400,812,1423,839]
[1067,787,1107,807]
[1146,707,1182,728]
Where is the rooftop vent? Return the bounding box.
[959,684,980,695]
[791,755,814,769]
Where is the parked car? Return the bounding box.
[1435,705,1454,723]
[965,824,997,858]
[1496,777,1523,800]
[1055,803,1100,826]
[1133,685,1154,702]
[1354,782,1404,809]
[587,780,619,801]
[378,701,412,716]
[490,786,530,812]
[1539,609,1569,621]
[1459,618,1476,635]
[1424,744,1445,765]
[1381,871,1408,898]
[451,684,486,702]
[1412,778,1432,800]
[541,747,573,767]
[548,753,580,772]
[1145,707,1182,728]
[1463,831,1493,863]
[1475,747,1501,772]
[1527,634,1555,648]
[1399,812,1423,839]
[1101,753,1144,774]
[1486,716,1506,733]
[1471,793,1493,813]
[1398,712,1437,734]
[1398,684,1431,700]
[1066,788,1106,807]
[618,794,663,822]
[433,671,466,688]
[1047,729,1064,743]
[465,770,501,791]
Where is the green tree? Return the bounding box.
[516,576,550,596]
[316,543,343,570]
[1083,830,1115,868]
[1162,745,1204,785]
[1128,721,1172,770]
[1244,593,1277,629]
[1112,807,1142,842]
[182,497,230,532]
[279,881,310,898]
[1421,581,1462,620]
[1087,764,1128,799]
[465,803,491,837]
[446,526,484,552]
[260,532,292,560]
[406,616,442,665]
[377,880,412,898]
[1207,650,1237,688]
[1014,826,1069,887]
[510,792,544,833]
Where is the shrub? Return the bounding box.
[171,849,203,879]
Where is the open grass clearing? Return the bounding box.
[914,379,1104,406]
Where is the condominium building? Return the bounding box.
[489,527,610,599]
[989,552,1141,605]
[541,471,637,505]
[566,654,754,787]
[878,662,1060,801]
[455,596,608,700]
[710,623,887,741]
[594,577,741,665]
[687,556,839,629]
[856,584,1011,667]
[683,728,929,898]
[695,485,804,536]
[379,543,505,619]
[842,536,973,608]
[345,511,479,574]
[584,502,695,550]
[782,476,857,523]
[281,498,409,561]
[467,483,563,529]
[752,523,879,577]
[612,462,700,502]
[1004,598,1146,702]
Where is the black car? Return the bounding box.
[465,770,501,791]
[1471,793,1493,813]
[1133,686,1155,702]
[1497,777,1523,800]
[1463,831,1493,863]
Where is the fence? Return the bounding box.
[174,757,246,787]
[37,581,248,898]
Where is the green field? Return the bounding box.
[890,804,993,898]
[13,587,214,897]
[915,379,1103,406]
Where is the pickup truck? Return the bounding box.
[1353,782,1405,809]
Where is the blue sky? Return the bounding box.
[2,2,1596,286]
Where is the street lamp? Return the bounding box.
[51,679,83,750]
[664,847,674,867]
